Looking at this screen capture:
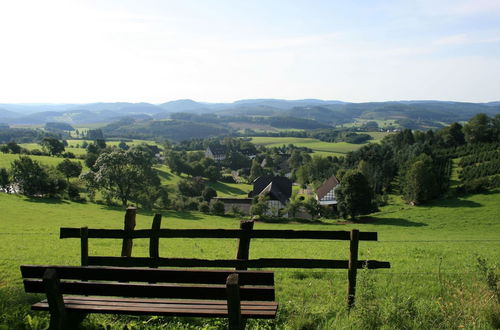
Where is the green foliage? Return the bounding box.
[285,195,303,218]
[10,156,67,197]
[80,147,160,206]
[210,200,225,216]
[336,170,377,220]
[402,155,441,205]
[40,137,65,156]
[202,187,217,202]
[464,113,499,144]
[251,195,269,218]
[0,167,10,192]
[302,197,320,220]
[44,122,74,131]
[198,201,210,213]
[177,177,205,197]
[56,159,82,181]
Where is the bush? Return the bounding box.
[211,200,225,215]
[199,201,210,213]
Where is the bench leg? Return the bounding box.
[43,269,69,330]
[226,273,244,330]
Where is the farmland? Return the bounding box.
[0,190,498,329]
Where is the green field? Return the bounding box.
[0,153,85,169]
[1,190,499,329]
[250,136,384,156]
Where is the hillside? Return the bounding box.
[1,100,499,130]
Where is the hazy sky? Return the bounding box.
[1,0,499,103]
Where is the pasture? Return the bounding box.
[0,190,498,329]
[250,134,390,156]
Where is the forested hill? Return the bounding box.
[1,100,499,126]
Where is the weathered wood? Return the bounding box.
[61,227,379,241]
[31,297,278,319]
[347,229,359,309]
[24,279,275,301]
[43,269,68,330]
[236,220,254,271]
[85,256,389,269]
[121,207,136,257]
[226,274,242,330]
[21,265,275,286]
[80,227,88,267]
[149,214,162,259]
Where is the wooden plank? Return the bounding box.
[121,207,136,257]
[51,298,276,311]
[60,228,379,241]
[80,227,88,267]
[23,280,275,301]
[226,274,242,330]
[236,220,254,271]
[31,301,277,319]
[85,257,390,269]
[149,214,162,259]
[347,229,359,309]
[21,265,275,286]
[43,269,69,330]
[47,296,278,306]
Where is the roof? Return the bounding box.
[316,175,340,200]
[207,145,227,156]
[212,197,253,204]
[250,176,292,203]
[259,182,289,204]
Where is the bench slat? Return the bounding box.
[24,280,275,301]
[85,257,391,269]
[56,296,278,306]
[60,228,378,241]
[20,265,274,285]
[31,298,278,319]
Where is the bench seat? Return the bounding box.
[32,296,278,318]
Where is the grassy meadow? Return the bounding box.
[0,190,498,329]
[250,134,390,157]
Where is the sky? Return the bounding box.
[0,0,499,104]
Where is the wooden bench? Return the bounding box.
[21,265,277,330]
[60,208,390,309]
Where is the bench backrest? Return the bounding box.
[21,265,275,301]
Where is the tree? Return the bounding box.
[0,168,10,193]
[249,159,264,182]
[80,147,160,207]
[251,195,269,218]
[303,197,320,220]
[202,187,217,202]
[40,137,65,156]
[463,113,496,143]
[443,122,465,147]
[285,195,303,218]
[336,170,377,220]
[10,156,67,197]
[402,155,439,205]
[56,159,82,182]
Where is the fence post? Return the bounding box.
[121,207,136,257]
[149,214,162,263]
[347,229,359,309]
[80,227,89,266]
[236,220,254,270]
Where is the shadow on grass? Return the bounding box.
[25,197,70,204]
[207,181,249,196]
[156,168,173,181]
[256,217,337,225]
[429,197,482,208]
[358,216,427,227]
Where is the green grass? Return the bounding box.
[0,153,85,169]
[250,136,373,156]
[0,190,499,328]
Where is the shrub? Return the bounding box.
[211,200,225,215]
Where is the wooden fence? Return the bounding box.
[60,207,390,308]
